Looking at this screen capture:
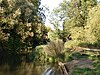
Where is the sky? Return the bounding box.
[41,0,100,29]
[41,0,63,29]
[41,0,62,11]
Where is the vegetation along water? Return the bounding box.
[0,0,100,75]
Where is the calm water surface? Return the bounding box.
[0,62,66,75]
[0,62,46,75]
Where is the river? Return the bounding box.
[0,62,69,75]
[0,62,46,75]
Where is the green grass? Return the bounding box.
[69,53,100,75]
[70,66,100,75]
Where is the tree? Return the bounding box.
[0,0,47,64]
[85,4,100,43]
[49,0,70,41]
[62,0,97,42]
[49,0,97,46]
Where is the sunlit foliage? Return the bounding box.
[0,0,48,64]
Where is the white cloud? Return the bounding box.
[41,0,62,11]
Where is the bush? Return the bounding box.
[64,40,80,49]
[30,45,47,65]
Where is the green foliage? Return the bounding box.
[32,45,47,65]
[0,1,100,74]
[86,4,100,40]
[51,0,100,49]
[0,0,49,65]
[49,0,97,43]
[79,40,100,48]
[70,68,94,75]
[93,40,100,48]
[78,4,100,48]
[64,40,80,48]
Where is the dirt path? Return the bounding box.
[66,58,94,72]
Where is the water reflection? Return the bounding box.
[0,62,69,75]
[0,62,45,75]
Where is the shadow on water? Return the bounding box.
[0,62,69,75]
[0,62,45,75]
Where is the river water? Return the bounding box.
[0,62,69,75]
[0,62,46,75]
[0,63,59,75]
